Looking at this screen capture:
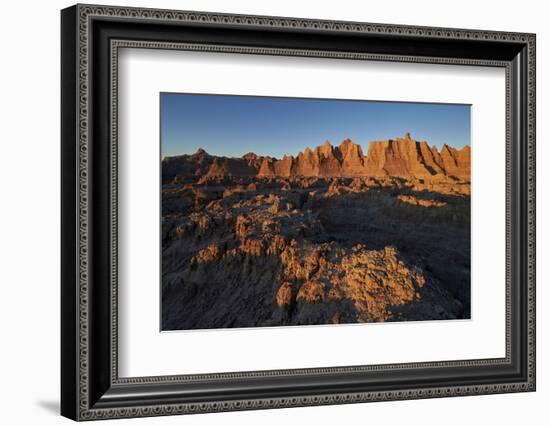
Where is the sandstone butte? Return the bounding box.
[163,133,471,182]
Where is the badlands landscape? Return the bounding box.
[161,133,471,330]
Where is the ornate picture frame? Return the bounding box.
[61,4,535,421]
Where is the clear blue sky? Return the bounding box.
[161,93,471,159]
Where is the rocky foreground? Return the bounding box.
[161,135,471,330]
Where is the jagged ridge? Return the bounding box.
[162,133,470,184]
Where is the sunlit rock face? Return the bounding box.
[363,133,470,179]
[338,138,365,176]
[163,134,470,183]
[161,135,471,331]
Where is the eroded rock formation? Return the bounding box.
[162,173,470,330]
[163,134,470,184]
[161,134,470,330]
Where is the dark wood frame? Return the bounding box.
[61,4,536,421]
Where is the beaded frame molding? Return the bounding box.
[61,4,536,421]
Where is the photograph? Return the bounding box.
[57,3,536,421]
[160,94,472,331]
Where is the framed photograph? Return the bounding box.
[61,4,536,421]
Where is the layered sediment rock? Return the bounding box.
[162,148,214,184]
[202,157,259,179]
[163,133,470,183]
[339,138,365,176]
[363,133,466,178]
